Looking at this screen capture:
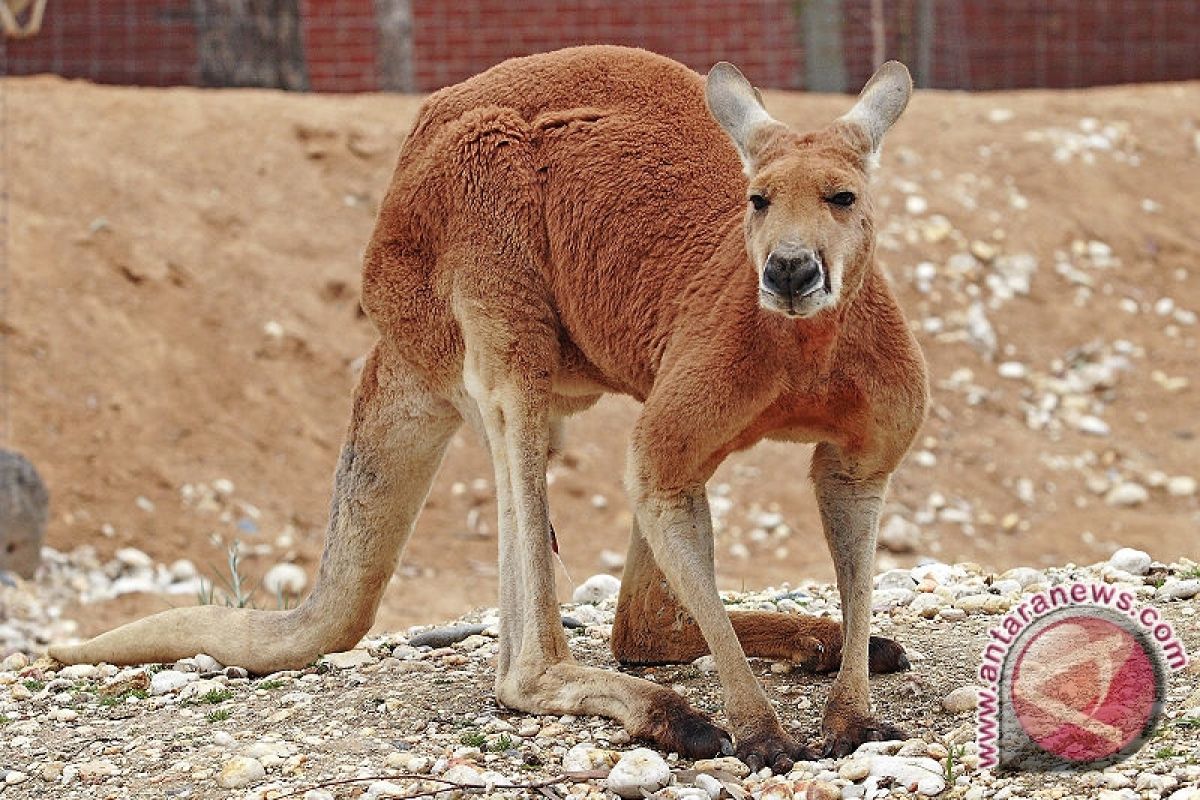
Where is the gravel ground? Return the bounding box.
[1,551,1198,800]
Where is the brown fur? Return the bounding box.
[50,46,927,769]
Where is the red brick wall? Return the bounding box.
[301,0,378,92]
[1,1,1198,93]
[1,0,198,87]
[408,0,800,92]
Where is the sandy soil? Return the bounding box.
[4,75,1198,635]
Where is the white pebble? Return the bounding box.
[572,574,621,604]
[1108,547,1152,575]
[150,670,198,696]
[217,756,265,789]
[606,748,671,799]
[1167,476,1197,497]
[942,685,982,713]
[263,563,308,596]
[1105,483,1149,507]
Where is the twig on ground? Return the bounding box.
[273,772,574,799]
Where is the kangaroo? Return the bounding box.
[51,46,927,771]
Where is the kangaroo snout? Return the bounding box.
[762,249,825,299]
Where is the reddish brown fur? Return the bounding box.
[51,45,927,769]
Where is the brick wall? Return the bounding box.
[408,0,800,93]
[2,1,1198,93]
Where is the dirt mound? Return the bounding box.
[5,75,1199,635]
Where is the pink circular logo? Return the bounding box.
[999,607,1165,769]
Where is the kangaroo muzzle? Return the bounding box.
[762,248,825,299]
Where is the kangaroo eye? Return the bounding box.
[749,194,770,212]
[827,191,856,208]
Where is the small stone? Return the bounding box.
[606,748,671,799]
[997,361,1027,379]
[407,623,487,649]
[693,756,750,779]
[572,573,622,604]
[878,515,920,554]
[40,761,64,782]
[194,653,224,673]
[1105,483,1149,507]
[909,593,943,618]
[322,649,372,669]
[262,563,308,596]
[1167,476,1197,497]
[58,663,98,680]
[217,756,265,789]
[78,760,120,782]
[864,755,946,796]
[563,743,619,771]
[4,771,28,785]
[114,546,153,569]
[150,670,198,695]
[1157,579,1200,601]
[693,772,723,799]
[692,655,717,673]
[872,588,916,609]
[839,758,870,781]
[1108,547,1152,575]
[876,568,917,591]
[942,685,982,713]
[1076,415,1111,436]
[1001,567,1045,588]
[2,652,29,672]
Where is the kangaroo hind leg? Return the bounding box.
[50,343,460,672]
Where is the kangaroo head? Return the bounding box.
[706,61,912,319]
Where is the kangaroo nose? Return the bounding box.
[762,250,824,298]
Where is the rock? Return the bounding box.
[407,623,487,648]
[864,755,946,796]
[77,760,120,782]
[3,771,28,785]
[0,450,49,579]
[606,748,671,799]
[1167,789,1200,800]
[876,569,918,591]
[1108,547,1152,575]
[878,515,920,554]
[1001,566,1044,588]
[872,588,916,609]
[1105,483,1149,507]
[573,573,622,604]
[150,669,198,695]
[942,685,982,713]
[1167,476,1197,497]
[114,546,153,569]
[194,653,224,673]
[997,361,1027,379]
[562,743,619,772]
[217,756,265,789]
[839,758,871,781]
[909,593,944,618]
[694,756,750,779]
[2,652,28,671]
[1157,579,1200,601]
[262,563,308,596]
[694,773,723,799]
[322,649,372,669]
[1075,415,1111,436]
[58,663,97,680]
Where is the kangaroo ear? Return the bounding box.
[705,62,779,170]
[839,61,912,156]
